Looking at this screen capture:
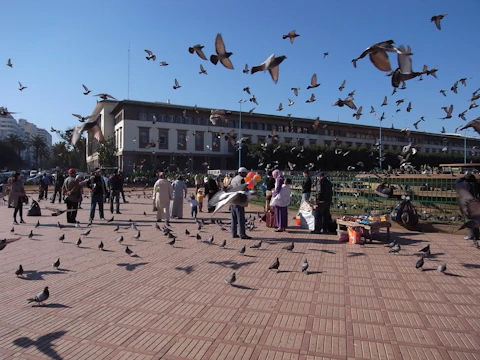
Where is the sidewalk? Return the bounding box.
[0,190,479,359]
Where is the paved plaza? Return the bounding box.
[0,188,479,359]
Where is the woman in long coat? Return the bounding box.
[10,172,26,224]
[153,172,173,223]
[170,175,187,219]
[271,170,286,230]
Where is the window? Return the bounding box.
[252,122,258,130]
[298,138,305,147]
[139,113,147,121]
[258,136,265,144]
[195,131,204,151]
[212,134,220,152]
[309,139,316,146]
[284,137,292,144]
[158,129,168,149]
[177,130,187,150]
[148,113,155,122]
[242,121,251,129]
[119,127,122,149]
[139,127,150,148]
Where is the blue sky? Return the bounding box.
[1,0,479,143]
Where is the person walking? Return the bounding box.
[51,170,64,204]
[312,172,333,234]
[264,171,276,211]
[62,169,81,223]
[270,178,292,232]
[195,173,203,191]
[456,172,480,240]
[171,175,187,219]
[301,170,312,203]
[109,169,123,214]
[229,167,251,239]
[119,171,129,203]
[204,176,219,213]
[88,168,107,221]
[10,172,26,224]
[196,188,204,212]
[38,173,51,201]
[153,172,173,224]
[187,194,199,218]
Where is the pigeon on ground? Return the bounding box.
[220,239,226,248]
[76,238,82,247]
[52,258,60,269]
[28,287,49,306]
[98,241,104,250]
[251,54,287,84]
[185,229,190,236]
[437,264,447,273]
[283,242,294,251]
[389,244,401,253]
[15,265,24,277]
[269,258,280,270]
[301,259,309,273]
[415,255,425,269]
[125,246,133,255]
[239,246,246,255]
[224,272,236,285]
[116,236,124,243]
[250,241,262,249]
[210,33,234,70]
[167,238,176,246]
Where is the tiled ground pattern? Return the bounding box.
[0,189,479,359]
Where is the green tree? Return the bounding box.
[50,128,87,170]
[98,136,117,168]
[4,133,26,157]
[51,142,71,168]
[0,140,22,169]
[30,135,50,169]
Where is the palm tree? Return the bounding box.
[30,135,50,169]
[4,133,26,157]
[51,142,70,167]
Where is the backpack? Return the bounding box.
[27,200,42,216]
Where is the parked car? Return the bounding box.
[26,174,43,185]
[29,170,38,178]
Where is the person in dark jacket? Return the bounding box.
[204,177,219,213]
[109,169,123,214]
[301,170,312,203]
[88,168,107,221]
[51,171,65,203]
[312,172,333,234]
[456,172,480,240]
[265,171,276,211]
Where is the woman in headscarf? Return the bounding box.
[270,170,288,231]
[10,172,26,224]
[153,172,173,224]
[170,175,187,219]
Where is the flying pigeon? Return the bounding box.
[188,44,207,60]
[391,45,424,88]
[210,33,234,70]
[18,81,27,91]
[6,58,12,67]
[352,40,401,71]
[307,74,320,89]
[173,79,181,90]
[208,188,257,215]
[144,49,156,61]
[282,30,300,43]
[251,54,286,84]
[93,93,116,100]
[199,64,207,75]
[431,14,447,30]
[71,117,105,146]
[82,84,91,95]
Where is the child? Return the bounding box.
[196,188,204,212]
[187,194,199,218]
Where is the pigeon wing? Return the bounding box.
[91,124,105,143]
[268,65,279,84]
[71,125,83,146]
[369,51,391,72]
[220,57,234,70]
[212,192,237,215]
[397,48,413,74]
[215,34,226,55]
[311,73,317,86]
[196,48,207,61]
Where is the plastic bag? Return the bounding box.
[348,226,363,244]
[299,210,315,230]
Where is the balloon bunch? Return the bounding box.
[245,172,262,189]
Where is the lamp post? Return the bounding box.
[379,121,383,170]
[238,99,247,168]
[464,130,468,164]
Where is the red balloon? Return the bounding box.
[247,181,255,189]
[247,172,255,179]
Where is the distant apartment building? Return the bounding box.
[0,112,52,166]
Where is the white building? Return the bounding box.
[86,99,480,173]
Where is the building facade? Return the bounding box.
[86,100,480,173]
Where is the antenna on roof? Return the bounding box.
[127,43,131,100]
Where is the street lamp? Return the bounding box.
[238,99,247,168]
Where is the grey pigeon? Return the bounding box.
[437,264,447,273]
[250,241,262,249]
[58,234,65,241]
[415,255,424,269]
[167,238,176,246]
[224,272,236,285]
[116,236,124,243]
[220,239,226,248]
[301,259,309,273]
[283,242,294,251]
[282,30,299,43]
[239,246,246,255]
[98,241,104,250]
[52,258,60,269]
[81,229,91,236]
[391,45,424,88]
[352,40,400,71]
[269,258,280,270]
[15,264,24,277]
[71,117,105,146]
[210,33,234,70]
[431,14,447,30]
[76,238,82,247]
[125,246,133,255]
[28,287,49,306]
[389,244,401,253]
[251,54,287,84]
[188,44,207,60]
